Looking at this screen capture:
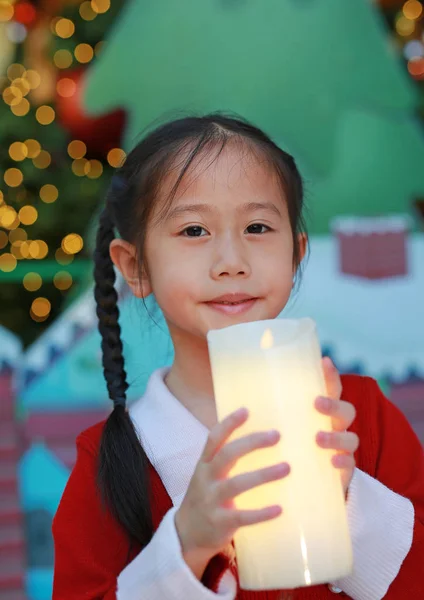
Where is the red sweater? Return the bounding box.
[52,375,424,599]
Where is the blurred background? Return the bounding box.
[0,0,423,598]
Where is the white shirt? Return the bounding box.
[116,368,414,600]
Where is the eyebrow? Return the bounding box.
[166,201,282,220]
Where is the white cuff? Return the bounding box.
[116,507,237,600]
[332,468,414,600]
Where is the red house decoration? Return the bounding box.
[331,215,411,279]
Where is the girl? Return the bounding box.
[52,115,424,600]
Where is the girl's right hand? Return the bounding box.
[174,407,290,579]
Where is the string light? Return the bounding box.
[11,98,30,116]
[403,0,423,20]
[107,148,127,167]
[91,0,111,14]
[72,158,90,176]
[55,247,74,265]
[68,140,87,159]
[0,253,17,273]
[11,240,27,259]
[53,49,73,69]
[9,228,27,243]
[396,15,415,36]
[3,85,22,106]
[12,77,31,96]
[9,142,28,161]
[33,150,51,169]
[23,272,42,291]
[4,168,23,187]
[23,69,41,90]
[55,18,75,39]
[0,3,14,23]
[25,139,41,158]
[19,205,38,225]
[29,240,48,259]
[54,271,73,290]
[57,77,77,98]
[30,297,51,322]
[62,233,83,254]
[40,184,59,203]
[79,1,97,21]
[0,206,17,228]
[87,159,103,179]
[36,105,55,125]
[19,241,30,258]
[7,63,25,80]
[74,43,94,64]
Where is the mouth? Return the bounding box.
[205,294,259,315]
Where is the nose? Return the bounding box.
[210,234,251,280]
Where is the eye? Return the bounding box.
[181,225,208,237]
[245,223,272,234]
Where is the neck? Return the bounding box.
[164,329,218,430]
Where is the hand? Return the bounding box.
[315,357,359,498]
[175,407,290,579]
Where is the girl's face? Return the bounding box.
[142,145,307,343]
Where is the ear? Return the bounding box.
[298,232,308,263]
[109,239,152,298]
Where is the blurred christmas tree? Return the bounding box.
[0,0,127,346]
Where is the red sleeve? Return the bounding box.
[365,378,424,598]
[52,432,130,600]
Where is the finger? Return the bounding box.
[316,430,359,453]
[223,504,283,528]
[211,429,281,478]
[322,357,342,400]
[315,397,356,431]
[332,454,356,470]
[218,462,290,502]
[202,408,249,463]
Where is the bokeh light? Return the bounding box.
[55,247,74,265]
[403,0,423,20]
[7,63,25,80]
[3,85,23,106]
[91,0,111,14]
[11,98,30,116]
[9,142,28,161]
[107,148,127,167]
[408,57,424,78]
[0,206,17,228]
[19,205,38,225]
[0,253,17,272]
[25,139,41,158]
[36,105,55,125]
[396,15,415,36]
[80,1,97,21]
[56,77,77,98]
[62,233,83,254]
[53,49,73,69]
[0,230,8,249]
[54,271,73,290]
[74,43,94,64]
[9,228,27,243]
[0,2,14,22]
[33,150,51,169]
[72,158,90,176]
[23,69,41,90]
[29,240,48,259]
[87,159,103,179]
[55,17,75,38]
[40,184,59,203]
[12,77,30,96]
[68,140,87,159]
[4,168,23,187]
[30,297,51,321]
[23,272,42,291]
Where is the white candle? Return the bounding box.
[207,318,353,590]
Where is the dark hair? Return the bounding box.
[93,113,308,549]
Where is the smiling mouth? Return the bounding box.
[204,297,259,314]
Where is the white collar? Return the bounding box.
[129,368,209,508]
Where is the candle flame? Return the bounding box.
[260,328,274,349]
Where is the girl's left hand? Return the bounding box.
[315,357,359,499]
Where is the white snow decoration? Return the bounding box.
[330,214,413,235]
[283,234,424,382]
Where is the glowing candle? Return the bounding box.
[207,318,353,590]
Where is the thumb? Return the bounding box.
[322,356,342,400]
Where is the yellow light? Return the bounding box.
[56,77,77,98]
[4,168,23,188]
[55,247,74,265]
[0,230,8,249]
[9,228,27,243]
[28,240,48,259]
[31,297,51,320]
[36,106,55,125]
[19,205,38,225]
[79,1,97,21]
[12,77,31,96]
[403,0,423,19]
[11,98,30,117]
[50,16,61,34]
[0,253,17,272]
[23,272,42,291]
[62,233,83,254]
[87,159,103,179]
[54,271,73,290]
[9,142,28,161]
[25,139,41,158]
[0,206,17,228]
[0,2,14,22]
[72,158,90,176]
[74,43,94,64]
[107,148,127,168]
[23,70,41,90]
[53,49,73,69]
[68,140,87,159]
[19,240,30,258]
[11,240,26,259]
[3,86,22,106]
[0,190,3,204]
[7,63,25,80]
[55,17,75,38]
[91,0,110,13]
[396,15,415,36]
[33,150,51,169]
[40,184,59,204]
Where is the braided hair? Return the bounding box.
[93,113,307,550]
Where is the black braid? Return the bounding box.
[93,208,153,548]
